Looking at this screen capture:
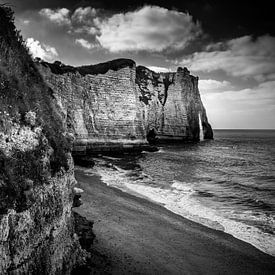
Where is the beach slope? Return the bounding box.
[74,168,275,274]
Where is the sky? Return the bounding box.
[2,0,275,129]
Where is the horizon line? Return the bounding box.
[213,128,275,130]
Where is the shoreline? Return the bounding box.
[74,167,275,274]
[89,158,275,257]
[121,179,275,256]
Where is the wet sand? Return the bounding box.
[74,167,275,274]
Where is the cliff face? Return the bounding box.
[38,60,212,153]
[136,66,213,142]
[38,60,148,155]
[0,7,81,274]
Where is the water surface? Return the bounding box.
[94,130,275,256]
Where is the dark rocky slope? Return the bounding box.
[0,6,84,274]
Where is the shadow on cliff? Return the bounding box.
[0,4,73,213]
[0,6,94,274]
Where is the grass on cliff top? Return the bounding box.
[40,58,136,76]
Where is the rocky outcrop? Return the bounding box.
[37,59,213,153]
[38,59,150,155]
[136,66,213,142]
[0,6,82,274]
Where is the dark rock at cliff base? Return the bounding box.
[203,121,214,139]
[74,156,95,167]
[72,212,103,275]
[73,212,95,250]
[72,211,112,275]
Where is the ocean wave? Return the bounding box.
[92,164,275,256]
[125,179,275,256]
[155,148,166,153]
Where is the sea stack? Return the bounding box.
[136,65,213,142]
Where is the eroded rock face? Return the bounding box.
[0,7,82,274]
[37,59,213,152]
[38,59,149,155]
[136,66,213,142]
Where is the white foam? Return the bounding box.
[102,156,122,160]
[90,164,275,256]
[125,180,275,256]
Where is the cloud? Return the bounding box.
[147,66,170,73]
[39,6,99,35]
[71,7,99,35]
[38,5,202,54]
[73,26,99,35]
[26,38,58,61]
[181,35,275,81]
[95,5,202,52]
[201,81,275,129]
[39,8,71,26]
[75,38,95,50]
[199,79,232,93]
[71,7,97,23]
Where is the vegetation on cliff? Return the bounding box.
[39,58,135,76]
[0,5,72,213]
[0,6,83,274]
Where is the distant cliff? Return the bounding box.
[136,66,213,142]
[38,59,149,155]
[37,59,213,154]
[0,6,82,274]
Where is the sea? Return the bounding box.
[89,130,275,256]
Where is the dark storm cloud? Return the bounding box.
[3,0,79,11]
[37,5,203,53]
[6,0,275,40]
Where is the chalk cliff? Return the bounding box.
[38,59,149,155]
[137,66,213,142]
[0,6,82,274]
[37,59,213,154]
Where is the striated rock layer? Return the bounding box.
[38,59,149,155]
[0,6,82,274]
[137,66,213,142]
[38,59,213,154]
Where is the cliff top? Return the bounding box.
[39,57,198,83]
[39,58,136,76]
[136,65,192,77]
